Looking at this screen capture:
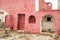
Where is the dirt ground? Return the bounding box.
[0,31,60,40]
[0,22,59,40]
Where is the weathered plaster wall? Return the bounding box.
[0,0,60,34]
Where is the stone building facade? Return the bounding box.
[0,0,60,34]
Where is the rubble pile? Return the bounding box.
[0,32,55,40]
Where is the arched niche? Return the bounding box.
[29,15,36,23]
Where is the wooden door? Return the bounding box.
[18,14,25,30]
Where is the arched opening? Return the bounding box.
[29,15,36,23]
[41,15,55,33]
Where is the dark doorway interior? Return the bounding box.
[11,27,13,31]
[47,17,51,21]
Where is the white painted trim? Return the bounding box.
[0,9,8,22]
[35,0,39,11]
[40,17,42,33]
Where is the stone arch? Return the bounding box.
[29,15,36,23]
[41,15,55,33]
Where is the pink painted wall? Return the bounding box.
[5,15,11,28]
[39,0,52,11]
[0,0,60,34]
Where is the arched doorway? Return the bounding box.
[41,15,55,33]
